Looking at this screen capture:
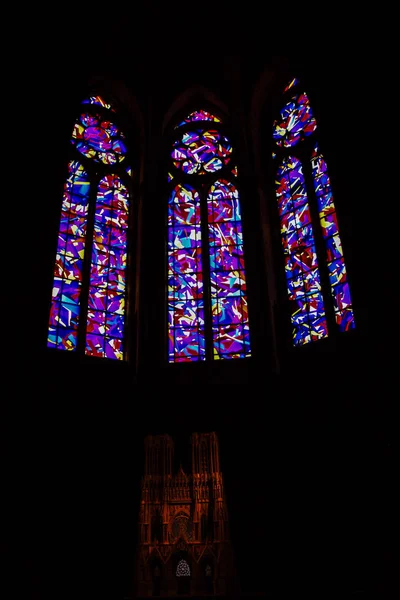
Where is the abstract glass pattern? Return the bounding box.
[48,161,90,351]
[273,92,317,148]
[171,130,232,175]
[273,79,355,345]
[85,175,129,360]
[168,109,251,362]
[208,180,250,358]
[71,112,127,165]
[176,109,221,128]
[311,144,355,331]
[82,96,114,111]
[284,77,299,93]
[168,184,205,362]
[275,157,328,345]
[48,95,130,359]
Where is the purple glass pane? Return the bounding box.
[332,282,352,313]
[168,300,204,327]
[104,337,124,360]
[167,184,204,362]
[86,333,104,357]
[213,324,250,356]
[168,271,203,301]
[106,313,125,337]
[335,308,356,332]
[325,234,343,262]
[172,130,232,175]
[275,157,327,346]
[206,180,251,359]
[328,258,347,287]
[72,113,126,165]
[48,161,90,353]
[57,327,78,351]
[273,92,317,148]
[209,245,244,271]
[173,327,206,362]
[85,175,129,360]
[320,212,339,238]
[310,144,355,332]
[87,310,106,335]
[212,297,246,325]
[210,271,245,297]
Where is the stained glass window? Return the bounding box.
[48,161,90,351]
[168,110,251,362]
[273,78,355,345]
[168,184,205,361]
[48,96,132,360]
[311,143,354,331]
[208,180,250,357]
[276,157,327,345]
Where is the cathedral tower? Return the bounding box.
[136,433,235,597]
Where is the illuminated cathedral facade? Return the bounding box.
[136,433,235,597]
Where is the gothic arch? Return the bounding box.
[165,95,252,362]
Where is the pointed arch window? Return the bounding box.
[167,109,251,362]
[273,78,355,346]
[47,96,133,360]
[176,559,191,577]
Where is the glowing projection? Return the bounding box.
[208,180,250,358]
[168,184,205,362]
[311,144,355,331]
[168,109,251,362]
[171,130,232,175]
[71,113,127,165]
[48,161,90,351]
[176,560,191,577]
[85,175,129,360]
[176,109,221,128]
[275,157,328,345]
[48,95,130,359]
[273,91,317,148]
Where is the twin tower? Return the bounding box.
[136,432,235,597]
